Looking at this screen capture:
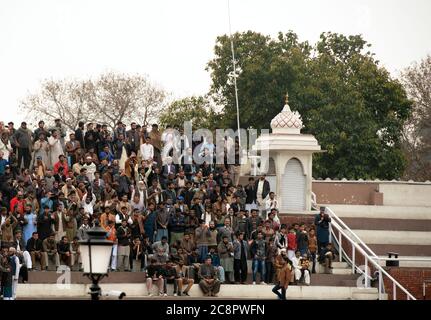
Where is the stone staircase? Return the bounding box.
[329,204,431,268]
[17,260,385,300]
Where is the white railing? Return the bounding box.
[326,206,417,300]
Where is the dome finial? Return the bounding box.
[285,91,289,104]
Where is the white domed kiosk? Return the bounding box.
[255,92,321,212]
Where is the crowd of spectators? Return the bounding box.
[0,119,334,299]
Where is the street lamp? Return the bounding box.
[79,221,113,300]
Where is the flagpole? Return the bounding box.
[227,0,241,147]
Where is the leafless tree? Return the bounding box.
[20,72,167,131]
[400,54,431,181]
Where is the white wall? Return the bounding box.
[379,183,431,207]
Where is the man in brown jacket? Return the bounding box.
[272,249,292,300]
[1,213,18,246]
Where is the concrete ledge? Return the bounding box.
[327,205,431,220]
[16,284,381,300]
[352,230,431,246]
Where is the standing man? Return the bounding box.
[8,122,17,154]
[265,192,278,220]
[12,122,32,170]
[74,121,85,151]
[255,174,270,219]
[116,219,131,271]
[32,120,50,142]
[9,247,21,300]
[140,136,154,162]
[314,206,331,256]
[126,122,141,155]
[244,177,257,213]
[149,124,162,166]
[233,232,249,284]
[272,249,291,300]
[66,133,81,166]
[250,231,266,285]
[50,119,67,151]
[217,235,234,284]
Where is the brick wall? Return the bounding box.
[383,267,431,300]
[332,230,431,300]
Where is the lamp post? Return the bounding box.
[79,221,113,300]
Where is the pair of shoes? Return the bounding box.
[252,281,256,285]
[164,293,168,297]
[261,281,266,285]
[182,291,189,296]
[148,293,153,297]
[174,293,178,296]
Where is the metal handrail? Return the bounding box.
[327,206,417,300]
[326,207,378,259]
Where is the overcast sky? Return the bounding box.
[1,0,430,126]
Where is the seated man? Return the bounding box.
[162,260,178,296]
[57,236,72,267]
[319,243,335,274]
[291,250,301,284]
[154,248,169,265]
[42,233,60,271]
[297,253,311,285]
[175,259,194,296]
[198,256,221,297]
[70,236,82,271]
[26,232,46,271]
[146,258,164,297]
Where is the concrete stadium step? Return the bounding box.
[16,283,385,300]
[326,205,431,220]
[368,244,431,257]
[332,262,349,268]
[27,271,360,287]
[351,229,431,246]
[340,217,431,232]
[329,268,353,275]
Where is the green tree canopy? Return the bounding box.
[158,96,220,132]
[207,31,412,179]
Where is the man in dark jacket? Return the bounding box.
[126,122,141,154]
[255,175,270,218]
[116,219,131,271]
[198,256,221,297]
[314,206,331,255]
[233,232,249,284]
[169,208,185,245]
[57,236,72,267]
[74,121,85,150]
[26,232,46,270]
[12,122,32,169]
[33,120,50,142]
[244,177,257,212]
